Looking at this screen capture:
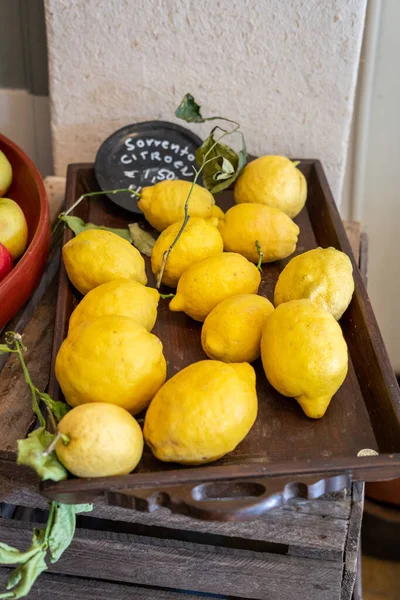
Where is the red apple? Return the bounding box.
[0,241,13,282]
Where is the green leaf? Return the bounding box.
[196,132,240,194]
[0,528,45,567]
[48,503,93,564]
[0,549,47,599]
[37,391,70,422]
[73,503,94,514]
[0,543,40,567]
[5,566,22,590]
[17,428,68,482]
[175,93,205,123]
[128,223,156,257]
[61,215,132,242]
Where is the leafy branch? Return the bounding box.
[155,94,247,288]
[0,333,93,598]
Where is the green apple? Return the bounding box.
[0,150,12,197]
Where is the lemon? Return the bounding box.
[261,299,348,419]
[274,247,354,320]
[68,279,159,333]
[138,180,214,232]
[63,229,147,295]
[56,403,143,478]
[151,217,224,287]
[169,252,261,322]
[201,294,274,363]
[56,315,166,414]
[218,203,299,263]
[211,204,225,221]
[234,155,307,218]
[144,360,257,464]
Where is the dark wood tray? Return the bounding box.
[42,162,400,521]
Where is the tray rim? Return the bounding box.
[43,160,400,513]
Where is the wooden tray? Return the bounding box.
[43,162,400,521]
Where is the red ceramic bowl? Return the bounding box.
[0,134,50,329]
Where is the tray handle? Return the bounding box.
[106,472,352,521]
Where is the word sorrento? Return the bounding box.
[119,137,196,178]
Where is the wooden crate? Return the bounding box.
[0,218,366,599]
[0,483,363,600]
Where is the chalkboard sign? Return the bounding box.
[95,121,203,214]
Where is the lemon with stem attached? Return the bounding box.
[56,403,143,478]
[151,217,223,287]
[138,180,215,232]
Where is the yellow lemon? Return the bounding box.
[0,198,28,260]
[201,294,274,363]
[62,229,147,295]
[234,155,307,218]
[56,403,143,478]
[56,315,166,414]
[151,217,224,287]
[274,247,354,320]
[144,360,257,464]
[68,279,159,333]
[138,180,214,232]
[261,299,348,419]
[211,204,225,221]
[169,252,261,322]
[218,203,299,263]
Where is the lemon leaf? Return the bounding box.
[17,428,68,482]
[128,223,156,257]
[61,215,132,242]
[175,93,205,123]
[48,503,93,564]
[36,391,70,422]
[195,131,246,195]
[0,549,47,599]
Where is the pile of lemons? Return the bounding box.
[54,155,354,479]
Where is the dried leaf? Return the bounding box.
[37,391,70,422]
[128,223,155,257]
[195,132,241,194]
[175,93,205,123]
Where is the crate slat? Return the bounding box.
[0,569,218,600]
[0,518,342,600]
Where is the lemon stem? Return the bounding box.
[51,188,141,238]
[255,240,264,272]
[155,127,239,289]
[43,431,70,457]
[5,332,46,428]
[159,293,175,299]
[292,160,300,167]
